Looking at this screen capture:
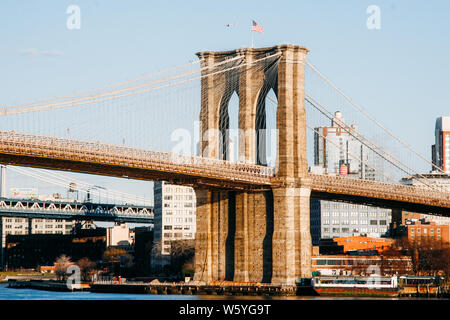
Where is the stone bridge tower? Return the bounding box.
[193,44,311,285]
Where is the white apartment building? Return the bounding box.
[310,111,391,245]
[152,181,196,268]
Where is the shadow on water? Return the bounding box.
[1,284,446,300]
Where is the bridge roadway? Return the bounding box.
[0,130,449,215]
[0,197,154,223]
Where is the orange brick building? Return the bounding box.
[333,236,393,254]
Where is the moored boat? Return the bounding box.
[312,275,400,297]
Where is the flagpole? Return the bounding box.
[250,20,254,48]
[251,29,254,48]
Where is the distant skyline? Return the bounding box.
[1,0,449,200]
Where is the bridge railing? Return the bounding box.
[310,174,450,207]
[0,199,154,217]
[0,130,274,184]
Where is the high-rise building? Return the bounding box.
[313,111,380,180]
[432,116,450,173]
[310,111,391,245]
[152,181,196,269]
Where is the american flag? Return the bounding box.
[251,20,263,33]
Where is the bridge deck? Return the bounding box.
[1,130,450,214]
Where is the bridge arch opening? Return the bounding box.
[256,86,278,167]
[219,90,239,162]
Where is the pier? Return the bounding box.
[90,281,298,296]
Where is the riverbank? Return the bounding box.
[0,272,55,283]
[90,282,298,296]
[6,279,450,298]
[8,279,298,296]
[8,279,90,292]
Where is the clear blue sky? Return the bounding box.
[0,0,449,201]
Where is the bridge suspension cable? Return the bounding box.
[7,166,152,205]
[266,95,400,186]
[306,61,445,175]
[0,54,279,116]
[304,95,440,191]
[1,60,201,112]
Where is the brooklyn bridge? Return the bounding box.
[1,44,449,285]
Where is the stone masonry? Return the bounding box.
[194,45,311,285]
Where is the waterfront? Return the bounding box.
[1,284,447,301]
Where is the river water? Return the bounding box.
[1,283,445,300]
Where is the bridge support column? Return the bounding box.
[0,217,3,270]
[28,218,33,235]
[193,189,231,283]
[233,191,273,283]
[194,189,273,284]
[271,182,311,285]
[296,183,312,279]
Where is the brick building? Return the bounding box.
[406,220,449,246]
[312,254,412,276]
